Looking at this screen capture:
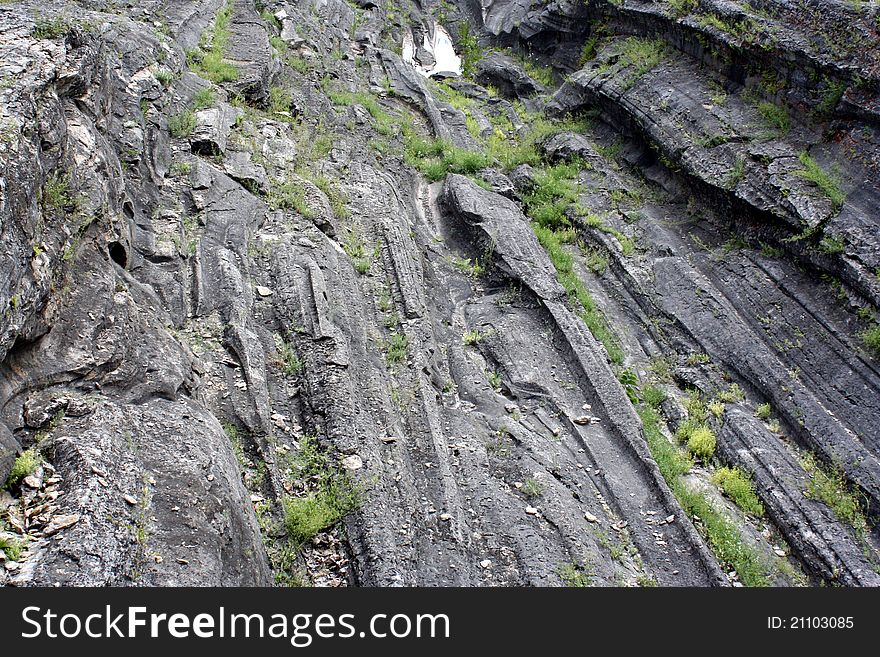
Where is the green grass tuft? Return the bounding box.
[282,482,358,545]
[862,324,880,358]
[686,425,716,461]
[712,467,765,517]
[801,454,868,538]
[192,88,215,111]
[794,152,845,211]
[673,480,771,586]
[281,436,359,546]
[5,448,41,489]
[557,562,593,587]
[168,110,196,138]
[187,3,238,83]
[32,16,68,39]
[756,102,790,134]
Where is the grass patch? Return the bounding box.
[0,532,24,561]
[638,387,771,586]
[686,425,716,461]
[458,23,482,78]
[42,173,76,211]
[557,562,593,587]
[794,152,845,211]
[716,383,745,403]
[487,369,502,391]
[154,69,176,87]
[462,329,484,346]
[404,135,491,182]
[712,467,765,517]
[862,324,880,358]
[32,15,68,39]
[193,88,216,110]
[756,101,790,135]
[330,89,397,136]
[281,436,358,546]
[168,109,196,138]
[616,38,666,90]
[522,478,544,498]
[385,333,409,365]
[532,222,624,364]
[727,155,745,189]
[708,400,725,418]
[269,86,293,114]
[816,78,846,118]
[276,336,303,375]
[637,405,693,480]
[4,448,41,489]
[673,480,771,586]
[668,0,698,16]
[268,179,314,218]
[187,3,238,83]
[801,453,868,539]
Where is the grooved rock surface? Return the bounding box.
[1,0,879,588]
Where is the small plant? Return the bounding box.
[32,15,68,40]
[794,152,845,212]
[648,355,675,382]
[269,86,293,114]
[192,88,215,110]
[282,480,357,545]
[638,405,693,480]
[755,402,772,421]
[268,179,314,218]
[727,156,745,188]
[642,385,667,409]
[188,3,238,83]
[801,454,868,538]
[557,562,593,587]
[0,532,24,561]
[154,69,176,87]
[487,370,502,391]
[42,173,75,211]
[687,425,716,460]
[617,38,666,90]
[462,330,483,346]
[862,325,880,358]
[522,478,544,498]
[579,34,602,67]
[815,79,846,118]
[4,448,41,489]
[385,333,409,365]
[168,161,193,177]
[767,418,781,434]
[618,368,641,404]
[168,109,196,138]
[584,248,608,274]
[288,55,312,75]
[686,352,710,366]
[708,400,725,419]
[668,0,697,16]
[756,101,790,134]
[819,235,845,254]
[717,383,745,403]
[712,467,765,517]
[281,436,359,546]
[458,23,482,78]
[354,258,371,275]
[446,255,484,279]
[276,337,303,375]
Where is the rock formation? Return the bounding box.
[0,0,878,587]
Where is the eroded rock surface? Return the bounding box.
[1,0,878,587]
